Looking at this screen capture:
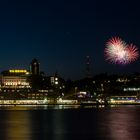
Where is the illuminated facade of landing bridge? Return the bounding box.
[107,96,140,104]
[0,99,78,105]
[0,92,48,100]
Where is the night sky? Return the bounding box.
[0,0,140,80]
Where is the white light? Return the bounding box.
[58,98,62,102]
[43,98,48,103]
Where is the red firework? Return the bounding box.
[105,37,139,64]
[126,44,139,62]
[106,37,125,46]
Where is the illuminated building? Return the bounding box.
[1,69,29,76]
[0,69,31,93]
[30,58,40,75]
[48,75,65,99]
[1,76,30,88]
[0,68,49,100]
[51,76,59,86]
[50,72,65,87]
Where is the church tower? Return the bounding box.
[30,58,40,75]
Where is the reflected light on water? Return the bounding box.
[108,107,139,140]
[51,110,67,140]
[5,111,32,140]
[0,105,139,140]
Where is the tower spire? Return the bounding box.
[86,55,92,78]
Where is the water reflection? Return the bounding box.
[51,110,66,140]
[0,105,139,140]
[2,111,32,140]
[102,106,140,140]
[0,105,82,110]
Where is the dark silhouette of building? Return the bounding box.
[86,56,92,78]
[30,58,40,75]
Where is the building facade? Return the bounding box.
[0,69,31,93]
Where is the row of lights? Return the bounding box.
[5,82,29,86]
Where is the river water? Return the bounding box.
[0,105,139,140]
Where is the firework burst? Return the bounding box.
[105,37,139,64]
[126,44,139,62]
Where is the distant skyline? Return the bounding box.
[0,0,140,80]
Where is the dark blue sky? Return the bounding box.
[0,0,140,79]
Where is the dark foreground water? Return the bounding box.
[0,105,139,140]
